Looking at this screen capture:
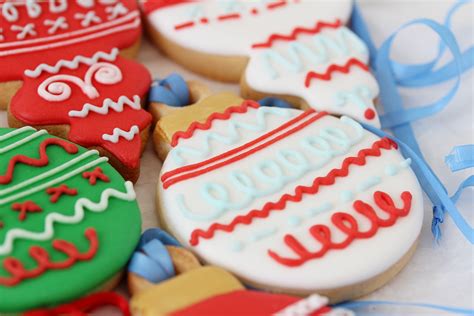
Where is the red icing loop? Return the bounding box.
[82,167,110,185]
[364,108,376,120]
[11,201,42,221]
[46,184,78,203]
[305,58,370,88]
[189,137,397,246]
[23,292,130,316]
[0,228,99,287]
[268,191,413,267]
[0,138,78,185]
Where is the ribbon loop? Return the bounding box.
[445,145,474,172]
[149,73,190,107]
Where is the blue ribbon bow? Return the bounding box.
[352,0,474,243]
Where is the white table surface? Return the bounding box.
[1,0,472,314]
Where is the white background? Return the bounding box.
[1,0,472,314]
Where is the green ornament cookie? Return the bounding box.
[0,127,141,313]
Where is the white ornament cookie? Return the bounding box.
[157,99,423,301]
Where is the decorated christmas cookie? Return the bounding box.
[0,127,141,313]
[155,95,424,301]
[9,48,152,182]
[144,2,381,126]
[131,266,354,316]
[0,0,142,107]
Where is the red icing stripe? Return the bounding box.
[189,137,398,246]
[24,292,130,316]
[217,13,241,21]
[267,0,287,10]
[269,191,412,266]
[252,20,342,49]
[174,21,196,30]
[0,228,98,287]
[305,58,369,88]
[163,111,325,189]
[162,109,317,183]
[0,138,78,185]
[170,100,260,147]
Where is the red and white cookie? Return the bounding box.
[142,0,381,127]
[0,0,141,107]
[155,95,423,301]
[8,48,152,181]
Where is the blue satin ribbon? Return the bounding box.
[337,300,473,315]
[149,73,190,107]
[352,0,474,243]
[128,228,182,284]
[258,97,293,108]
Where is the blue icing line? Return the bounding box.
[230,240,244,252]
[358,176,382,192]
[400,158,412,168]
[340,190,354,203]
[385,164,399,176]
[306,202,333,217]
[287,215,302,227]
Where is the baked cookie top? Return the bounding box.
[157,101,423,293]
[0,127,141,313]
[0,0,141,82]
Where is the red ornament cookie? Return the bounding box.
[0,0,142,107]
[9,48,152,181]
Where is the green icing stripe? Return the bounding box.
[0,128,142,313]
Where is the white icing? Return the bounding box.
[0,150,97,198]
[274,294,328,316]
[102,125,139,143]
[0,28,3,41]
[37,61,122,101]
[0,156,108,206]
[74,11,102,27]
[76,0,95,9]
[11,23,37,40]
[105,2,128,20]
[44,17,69,35]
[26,0,41,18]
[0,126,35,141]
[2,2,19,22]
[69,95,141,118]
[0,181,136,256]
[147,0,352,56]
[0,130,47,154]
[25,48,119,77]
[246,26,381,127]
[49,0,68,13]
[0,11,140,57]
[158,108,424,292]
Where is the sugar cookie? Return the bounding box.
[0,0,142,108]
[0,127,141,313]
[8,48,152,182]
[155,94,423,301]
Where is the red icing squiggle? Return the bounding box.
[11,201,42,221]
[162,109,318,183]
[269,191,412,266]
[0,138,78,185]
[0,228,98,287]
[189,137,397,246]
[24,292,130,316]
[252,19,342,49]
[163,111,325,189]
[305,58,369,88]
[170,100,260,147]
[46,184,78,203]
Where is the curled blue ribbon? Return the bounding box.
[337,300,474,315]
[258,97,293,108]
[128,228,182,284]
[352,0,474,243]
[149,73,190,107]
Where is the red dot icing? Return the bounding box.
[364,109,376,120]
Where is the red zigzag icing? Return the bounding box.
[170,100,260,147]
[305,58,369,88]
[0,138,78,185]
[189,137,398,246]
[251,19,342,49]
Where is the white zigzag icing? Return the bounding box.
[69,95,141,118]
[0,181,136,256]
[24,48,119,78]
[102,125,139,143]
[172,107,292,165]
